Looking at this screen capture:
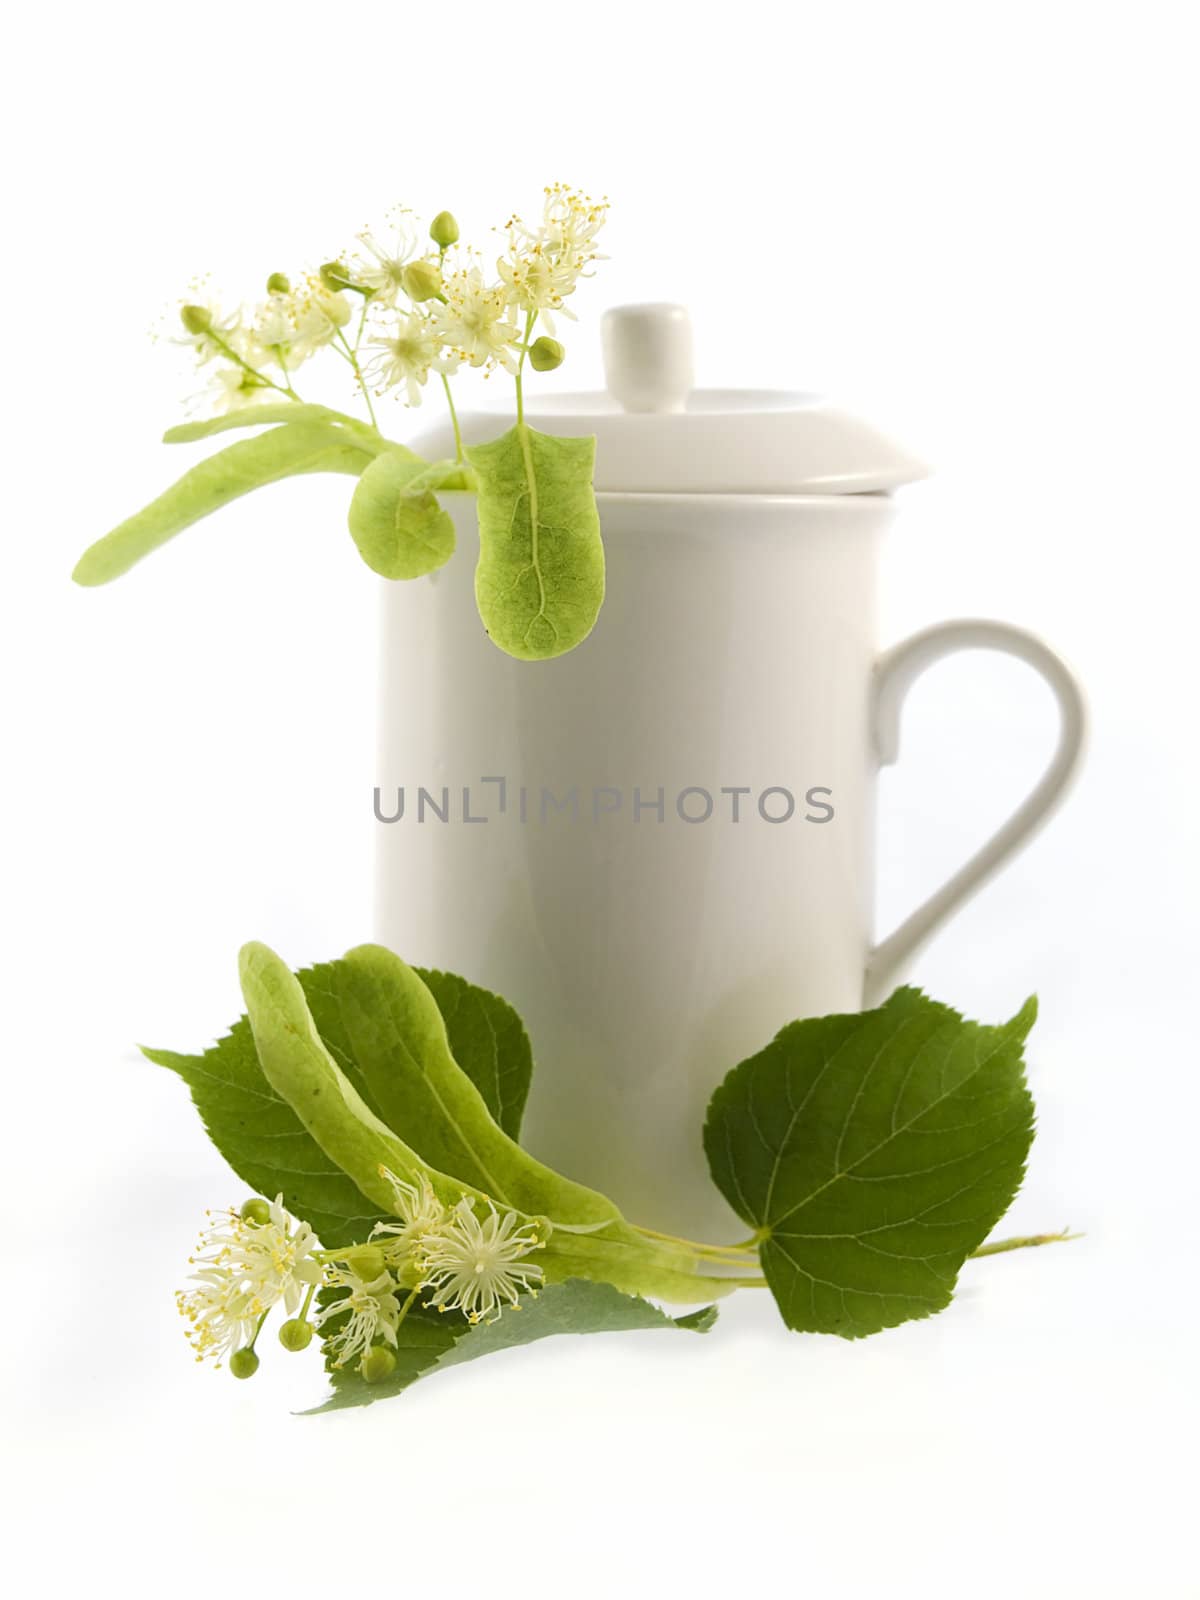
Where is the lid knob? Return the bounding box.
[601,303,693,414]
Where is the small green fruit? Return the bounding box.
[229,1347,260,1380]
[430,210,460,248]
[240,1198,271,1226]
[319,260,353,291]
[400,260,443,302]
[361,1345,397,1384]
[180,304,212,335]
[528,336,565,372]
[266,272,291,295]
[278,1319,313,1353]
[345,1244,387,1281]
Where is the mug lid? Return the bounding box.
[407,302,929,495]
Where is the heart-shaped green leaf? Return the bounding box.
[703,988,1037,1337]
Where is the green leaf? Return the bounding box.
[304,1279,717,1414]
[467,423,605,660]
[142,960,530,1246]
[163,403,389,448]
[235,942,453,1214]
[703,988,1037,1338]
[310,960,532,1139]
[346,450,459,578]
[413,966,531,1139]
[149,942,728,1304]
[72,423,376,585]
[322,945,720,1303]
[329,944,619,1224]
[141,1027,387,1250]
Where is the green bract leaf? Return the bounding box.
[329,945,620,1220]
[151,942,729,1304]
[468,423,605,660]
[235,942,457,1214]
[346,451,460,578]
[313,945,722,1302]
[703,988,1037,1338]
[162,403,389,448]
[413,967,532,1139]
[72,423,376,585]
[305,1279,717,1414]
[324,945,614,1218]
[143,960,533,1246]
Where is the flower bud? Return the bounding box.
[400,260,443,302]
[266,272,291,295]
[278,1318,314,1352]
[319,260,354,292]
[361,1345,397,1384]
[229,1347,260,1380]
[430,211,460,249]
[240,1197,271,1226]
[528,336,565,372]
[345,1244,387,1281]
[180,304,212,335]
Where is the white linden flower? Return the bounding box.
[499,184,611,328]
[499,184,608,329]
[362,312,446,405]
[353,217,420,308]
[173,296,244,367]
[496,249,583,330]
[372,1169,450,1263]
[184,321,275,418]
[316,1263,401,1369]
[205,364,276,414]
[252,294,297,362]
[419,1199,545,1324]
[247,293,314,379]
[176,1197,322,1365]
[533,182,609,262]
[433,266,521,373]
[284,276,353,362]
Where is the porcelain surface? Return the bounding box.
[375,491,1085,1233]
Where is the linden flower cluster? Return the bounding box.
[176,1175,546,1384]
[171,185,608,426]
[175,274,355,414]
[176,1195,323,1370]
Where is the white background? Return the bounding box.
[4,1,1198,1594]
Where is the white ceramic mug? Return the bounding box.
[374,489,1086,1236]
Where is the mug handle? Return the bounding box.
[863,619,1087,1007]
